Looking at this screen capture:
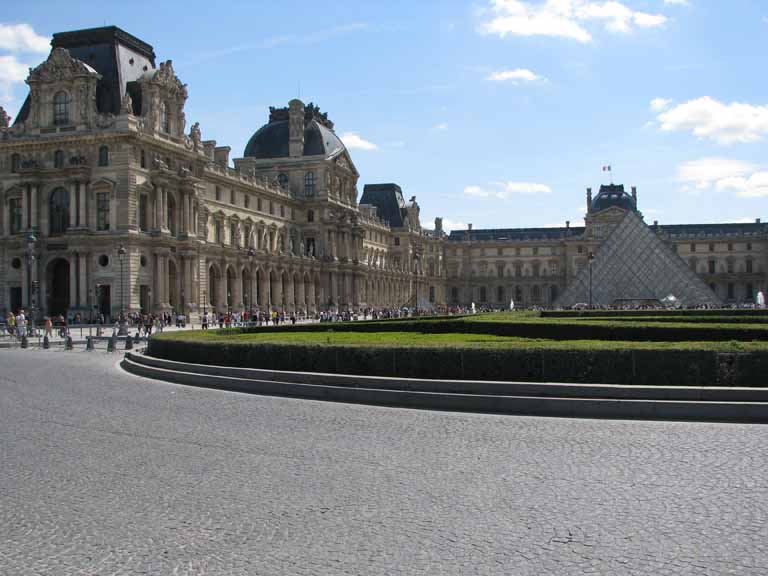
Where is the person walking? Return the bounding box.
[15,309,26,339]
[44,317,53,338]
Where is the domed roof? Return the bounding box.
[591,184,636,212]
[244,111,345,160]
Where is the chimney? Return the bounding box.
[586,187,592,213]
[631,186,637,206]
[757,218,762,224]
[214,146,230,167]
[288,99,305,158]
[566,220,570,229]
[468,223,473,231]
[202,140,216,161]
[434,217,443,233]
[654,220,658,227]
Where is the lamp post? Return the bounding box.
[25,232,37,334]
[202,289,207,315]
[117,245,128,335]
[247,247,256,316]
[588,251,595,309]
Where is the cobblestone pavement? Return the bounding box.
[1,349,767,575]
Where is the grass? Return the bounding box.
[155,328,768,352]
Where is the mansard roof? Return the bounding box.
[14,26,157,125]
[447,227,585,242]
[360,184,406,228]
[658,221,767,239]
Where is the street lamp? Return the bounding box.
[588,251,595,309]
[117,244,128,335]
[247,247,256,315]
[25,232,37,334]
[202,289,207,315]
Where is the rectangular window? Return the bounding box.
[479,286,487,302]
[215,186,221,201]
[497,264,504,278]
[96,192,110,231]
[280,205,285,218]
[747,243,752,251]
[9,198,22,234]
[709,243,715,252]
[429,286,435,303]
[244,194,250,209]
[230,224,237,246]
[269,201,274,215]
[257,197,262,212]
[451,287,458,302]
[215,222,222,244]
[746,283,754,300]
[230,189,236,204]
[728,243,733,251]
[746,260,753,273]
[139,195,148,231]
[690,243,696,252]
[727,283,735,299]
[497,248,503,256]
[550,263,558,275]
[708,260,716,274]
[727,260,734,274]
[394,237,400,246]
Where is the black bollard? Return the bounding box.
[125,335,133,350]
[21,335,28,349]
[43,335,50,349]
[107,336,115,352]
[65,336,73,350]
[85,336,94,351]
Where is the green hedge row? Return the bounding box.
[542,309,768,318]
[148,338,768,387]
[221,318,767,342]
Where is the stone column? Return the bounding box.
[69,252,78,308]
[297,276,306,311]
[78,182,86,228]
[69,182,77,228]
[30,183,39,231]
[78,253,87,308]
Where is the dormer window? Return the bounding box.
[53,91,69,125]
[160,102,169,133]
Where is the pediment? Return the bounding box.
[27,48,100,84]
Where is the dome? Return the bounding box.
[591,184,636,212]
[243,118,345,159]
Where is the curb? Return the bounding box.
[121,352,768,423]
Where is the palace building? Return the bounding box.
[0,26,765,320]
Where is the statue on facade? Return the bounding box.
[190,122,202,148]
[0,106,10,129]
[120,92,133,115]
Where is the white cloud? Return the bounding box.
[433,122,449,130]
[716,172,768,198]
[487,67,542,83]
[464,181,552,199]
[479,0,667,44]
[0,23,50,53]
[339,132,378,151]
[664,0,690,5]
[0,54,30,104]
[657,96,768,145]
[676,158,768,198]
[650,97,672,112]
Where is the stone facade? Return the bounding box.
[0,27,445,321]
[0,26,765,321]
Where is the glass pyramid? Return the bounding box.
[555,211,722,308]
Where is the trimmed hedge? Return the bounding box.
[208,318,767,342]
[147,337,768,387]
[542,309,768,318]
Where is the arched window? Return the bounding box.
[49,187,70,235]
[53,91,69,125]
[160,102,169,133]
[304,172,315,196]
[54,149,64,169]
[98,146,109,167]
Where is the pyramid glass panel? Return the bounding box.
[555,211,722,308]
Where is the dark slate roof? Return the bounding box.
[243,119,345,159]
[360,184,406,228]
[591,184,636,213]
[15,26,156,124]
[658,222,767,238]
[448,227,585,242]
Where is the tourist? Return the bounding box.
[15,310,26,339]
[44,317,53,338]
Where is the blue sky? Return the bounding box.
[1,1,766,231]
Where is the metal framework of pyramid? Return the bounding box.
[555,211,722,308]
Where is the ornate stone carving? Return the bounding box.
[189,122,202,148]
[27,48,101,84]
[0,106,10,129]
[120,91,133,115]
